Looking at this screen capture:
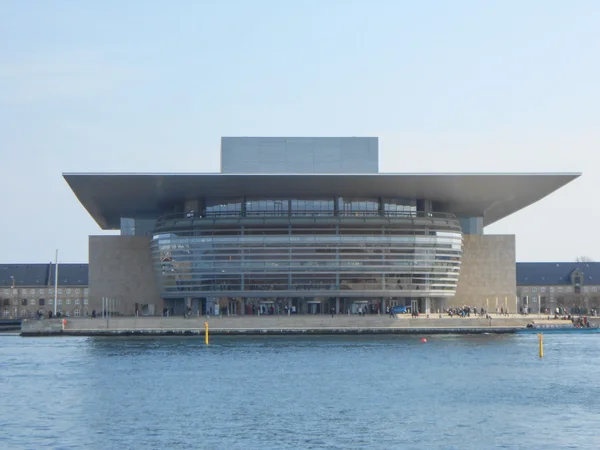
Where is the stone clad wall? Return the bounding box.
[89,236,162,316]
[451,235,517,312]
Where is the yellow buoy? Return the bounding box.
[538,333,543,358]
[205,321,209,345]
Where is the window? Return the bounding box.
[3,299,9,306]
[29,289,35,295]
[583,287,589,293]
[75,289,80,294]
[205,197,242,216]
[84,289,89,296]
[39,299,45,306]
[83,299,88,305]
[66,289,71,294]
[549,287,554,293]
[75,299,80,305]
[558,287,563,293]
[21,299,27,306]
[245,199,290,216]
[337,197,379,216]
[532,288,537,293]
[48,299,53,305]
[383,198,417,216]
[540,287,546,293]
[290,199,335,216]
[39,289,44,295]
[58,289,63,294]
[3,289,8,295]
[48,288,54,295]
[58,299,62,305]
[523,287,529,293]
[29,299,35,306]
[66,299,71,305]
[74,309,80,317]
[575,286,581,294]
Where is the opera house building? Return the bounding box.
[64,137,579,316]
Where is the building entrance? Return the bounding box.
[307,301,321,314]
[411,299,419,314]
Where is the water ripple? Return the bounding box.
[1,334,600,449]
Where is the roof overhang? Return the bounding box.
[63,172,581,230]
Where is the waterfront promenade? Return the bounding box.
[20,314,588,336]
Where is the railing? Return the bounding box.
[155,210,458,229]
[161,282,459,294]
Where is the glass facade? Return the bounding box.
[246,199,288,216]
[120,217,157,237]
[205,198,243,216]
[150,197,463,311]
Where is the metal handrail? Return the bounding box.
[155,210,458,229]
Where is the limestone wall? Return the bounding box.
[451,235,517,311]
[88,236,162,316]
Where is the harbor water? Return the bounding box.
[1,333,599,449]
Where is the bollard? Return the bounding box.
[538,333,543,358]
[205,321,209,345]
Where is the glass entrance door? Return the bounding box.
[228,300,237,315]
[411,299,419,314]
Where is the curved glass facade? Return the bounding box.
[150,197,463,313]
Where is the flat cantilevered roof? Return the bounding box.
[63,172,580,230]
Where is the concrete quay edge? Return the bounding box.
[21,326,521,337]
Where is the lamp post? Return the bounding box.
[10,276,15,319]
[54,249,59,317]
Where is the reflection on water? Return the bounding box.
[1,333,600,449]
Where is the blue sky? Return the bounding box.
[1,0,599,262]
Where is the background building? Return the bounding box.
[516,262,600,314]
[63,137,579,316]
[0,264,88,318]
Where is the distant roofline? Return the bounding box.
[517,262,595,265]
[0,262,88,265]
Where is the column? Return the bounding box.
[288,224,292,289]
[241,225,245,291]
[335,297,340,314]
[335,224,340,289]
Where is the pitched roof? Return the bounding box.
[0,264,88,287]
[516,262,600,286]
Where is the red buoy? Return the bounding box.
[421,338,427,343]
